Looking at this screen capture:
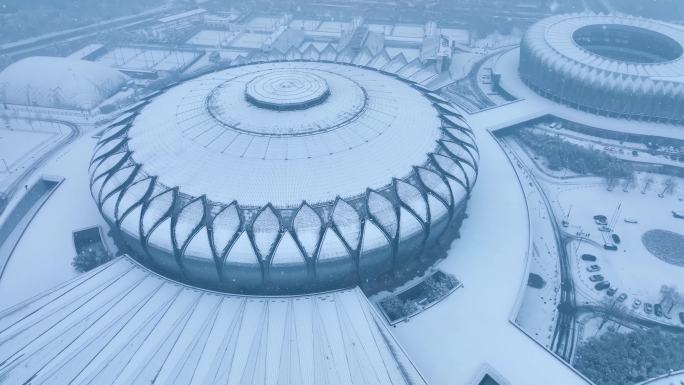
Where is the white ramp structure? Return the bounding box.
[0,257,427,385]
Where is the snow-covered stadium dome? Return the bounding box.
[90,60,478,294]
[0,56,127,110]
[520,14,684,123]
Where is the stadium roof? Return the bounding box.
[0,56,127,110]
[126,61,443,207]
[0,257,428,385]
[524,13,684,80]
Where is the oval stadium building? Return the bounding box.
[89,60,478,294]
[520,13,684,123]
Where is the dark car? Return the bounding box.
[594,214,608,225]
[595,281,610,290]
[654,304,663,317]
[679,312,684,324]
[607,287,617,296]
[611,234,621,244]
[581,254,597,262]
[603,244,618,251]
[589,274,604,282]
[586,265,601,272]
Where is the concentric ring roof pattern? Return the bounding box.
[520,13,684,122]
[244,69,331,110]
[129,62,440,207]
[90,60,478,294]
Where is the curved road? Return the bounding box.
[0,119,79,216]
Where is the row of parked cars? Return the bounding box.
[581,254,617,295]
[580,252,684,325]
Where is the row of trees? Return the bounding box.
[380,272,460,321]
[574,328,684,385]
[516,129,634,181]
[72,247,112,273]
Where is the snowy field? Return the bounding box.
[230,31,270,49]
[0,123,59,171]
[95,47,200,72]
[0,119,71,191]
[0,133,114,311]
[551,180,684,318]
[392,23,424,38]
[289,19,321,31]
[317,21,349,34]
[441,27,470,44]
[244,16,282,31]
[505,121,684,329]
[185,29,238,46]
[500,138,563,348]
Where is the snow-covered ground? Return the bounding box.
[317,21,349,34]
[549,179,684,320]
[503,124,684,337]
[391,112,588,384]
[0,120,62,172]
[244,16,283,31]
[498,138,562,349]
[392,23,424,38]
[230,31,271,49]
[0,130,115,311]
[0,118,73,194]
[441,27,470,44]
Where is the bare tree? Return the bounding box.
[659,285,682,313]
[599,297,628,331]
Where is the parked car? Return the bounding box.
[617,293,628,302]
[644,303,653,314]
[594,215,608,225]
[633,299,642,309]
[679,312,684,324]
[607,287,618,296]
[595,281,610,290]
[603,243,618,251]
[589,274,604,282]
[611,234,621,244]
[586,265,601,272]
[581,254,597,262]
[654,304,663,317]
